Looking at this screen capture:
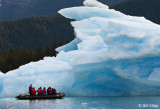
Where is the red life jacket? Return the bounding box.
[32,89,36,94]
[49,89,52,94]
[37,90,41,95]
[54,89,57,93]
[40,89,42,95]
[43,89,46,94]
[29,86,32,92]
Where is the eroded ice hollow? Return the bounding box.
[1,0,160,97]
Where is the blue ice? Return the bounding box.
[1,0,160,97]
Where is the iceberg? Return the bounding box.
[1,0,160,97]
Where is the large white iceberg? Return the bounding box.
[1,0,160,97]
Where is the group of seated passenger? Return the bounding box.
[29,84,57,96]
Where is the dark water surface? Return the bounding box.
[0,96,160,109]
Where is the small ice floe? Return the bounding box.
[82,102,88,105]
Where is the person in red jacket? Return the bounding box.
[48,87,52,95]
[37,88,40,95]
[32,87,36,96]
[53,88,57,95]
[29,84,32,95]
[37,87,42,95]
[43,87,46,95]
[40,87,42,95]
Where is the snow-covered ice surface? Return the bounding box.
[1,0,160,97]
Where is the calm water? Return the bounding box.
[0,96,160,109]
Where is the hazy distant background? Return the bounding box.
[0,0,129,20]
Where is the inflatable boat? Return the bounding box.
[15,92,65,100]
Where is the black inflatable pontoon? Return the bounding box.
[15,93,65,100]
